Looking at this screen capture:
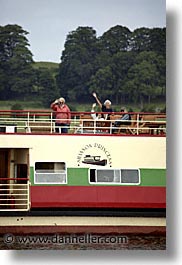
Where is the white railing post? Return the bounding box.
[50,112,53,133]
[136,114,139,135]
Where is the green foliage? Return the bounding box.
[89,66,114,97]
[56,25,166,106]
[32,67,59,107]
[57,26,98,102]
[0,25,60,106]
[99,25,131,55]
[0,24,166,109]
[0,24,34,99]
[124,51,161,107]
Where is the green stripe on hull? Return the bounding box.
[30,167,165,187]
[30,167,34,185]
[67,168,89,185]
[140,169,166,186]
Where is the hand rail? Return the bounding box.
[0,181,30,211]
[0,110,166,136]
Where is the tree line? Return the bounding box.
[0,24,166,109]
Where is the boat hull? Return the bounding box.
[30,186,166,209]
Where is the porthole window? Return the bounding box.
[34,162,67,184]
[90,169,140,185]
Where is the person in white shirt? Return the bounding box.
[91,103,105,120]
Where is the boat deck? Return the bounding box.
[0,110,166,136]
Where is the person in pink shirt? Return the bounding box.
[50,97,71,133]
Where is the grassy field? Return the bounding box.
[0,100,45,110]
[71,103,166,112]
[32,61,59,70]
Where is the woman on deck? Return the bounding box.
[50,97,71,133]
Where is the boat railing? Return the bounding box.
[0,178,30,211]
[0,110,166,136]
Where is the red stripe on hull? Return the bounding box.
[30,186,166,209]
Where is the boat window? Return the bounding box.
[90,169,140,185]
[120,169,139,183]
[34,162,67,184]
[97,169,120,183]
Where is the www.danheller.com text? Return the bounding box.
[3,233,128,245]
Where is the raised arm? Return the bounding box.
[92,92,102,109]
[50,99,59,109]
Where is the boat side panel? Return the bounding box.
[0,134,166,169]
[30,186,166,209]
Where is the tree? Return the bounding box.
[57,27,98,102]
[110,51,136,103]
[57,25,166,106]
[99,25,131,55]
[89,66,114,100]
[130,27,166,55]
[33,68,59,107]
[0,24,34,99]
[149,28,166,55]
[130,27,151,52]
[124,51,162,108]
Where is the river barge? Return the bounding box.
[0,110,166,214]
